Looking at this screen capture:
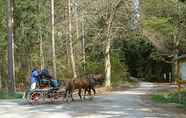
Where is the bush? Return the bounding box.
[85,61,104,74]
[152,89,186,108]
[151,93,169,103]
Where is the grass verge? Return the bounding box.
[0,90,23,99]
[151,89,186,109]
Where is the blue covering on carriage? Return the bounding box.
[39,79,61,89]
[39,79,49,85]
[50,79,61,88]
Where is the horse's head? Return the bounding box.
[94,74,105,85]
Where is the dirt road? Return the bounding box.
[0,82,185,118]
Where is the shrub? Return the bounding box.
[152,89,186,108]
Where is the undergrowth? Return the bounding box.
[152,89,186,108]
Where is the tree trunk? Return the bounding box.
[65,0,70,67]
[0,56,2,89]
[75,0,79,41]
[105,0,112,88]
[6,0,16,93]
[39,27,44,70]
[68,0,77,78]
[82,15,86,72]
[51,0,57,79]
[105,21,112,88]
[104,0,122,88]
[38,0,45,70]
[131,0,140,30]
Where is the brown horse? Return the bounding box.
[64,74,104,102]
[85,74,104,96]
[64,78,90,102]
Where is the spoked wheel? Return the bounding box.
[30,92,42,104]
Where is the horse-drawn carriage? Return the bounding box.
[24,73,104,104]
[26,79,65,104]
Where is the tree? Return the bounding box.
[68,0,77,78]
[81,15,86,72]
[51,0,57,79]
[0,0,133,89]
[37,0,45,70]
[39,27,45,70]
[75,0,80,41]
[131,0,140,30]
[6,0,15,93]
[105,0,123,88]
[0,58,2,89]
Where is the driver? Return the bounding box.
[30,68,39,90]
[39,68,53,80]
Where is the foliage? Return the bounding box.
[142,0,186,54]
[1,0,186,91]
[144,17,176,35]
[111,52,129,86]
[0,0,7,50]
[152,89,186,108]
[84,61,104,74]
[0,0,132,90]
[121,34,154,78]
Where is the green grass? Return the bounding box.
[151,89,186,108]
[0,90,23,99]
[151,94,169,103]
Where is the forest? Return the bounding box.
[0,0,186,94]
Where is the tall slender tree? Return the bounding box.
[105,0,123,88]
[39,27,44,70]
[81,15,86,72]
[68,0,77,78]
[131,0,140,30]
[0,57,2,89]
[6,0,15,93]
[64,0,70,67]
[105,0,112,88]
[75,0,79,41]
[51,0,57,78]
[38,0,45,70]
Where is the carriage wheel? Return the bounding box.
[30,92,42,104]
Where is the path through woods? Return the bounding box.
[0,82,186,118]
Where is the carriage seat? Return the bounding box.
[39,79,61,90]
[38,79,50,89]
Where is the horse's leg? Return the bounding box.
[71,90,74,101]
[92,88,96,96]
[84,88,87,100]
[78,89,82,102]
[65,89,70,103]
[64,89,67,99]
[65,89,73,103]
[88,87,91,96]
